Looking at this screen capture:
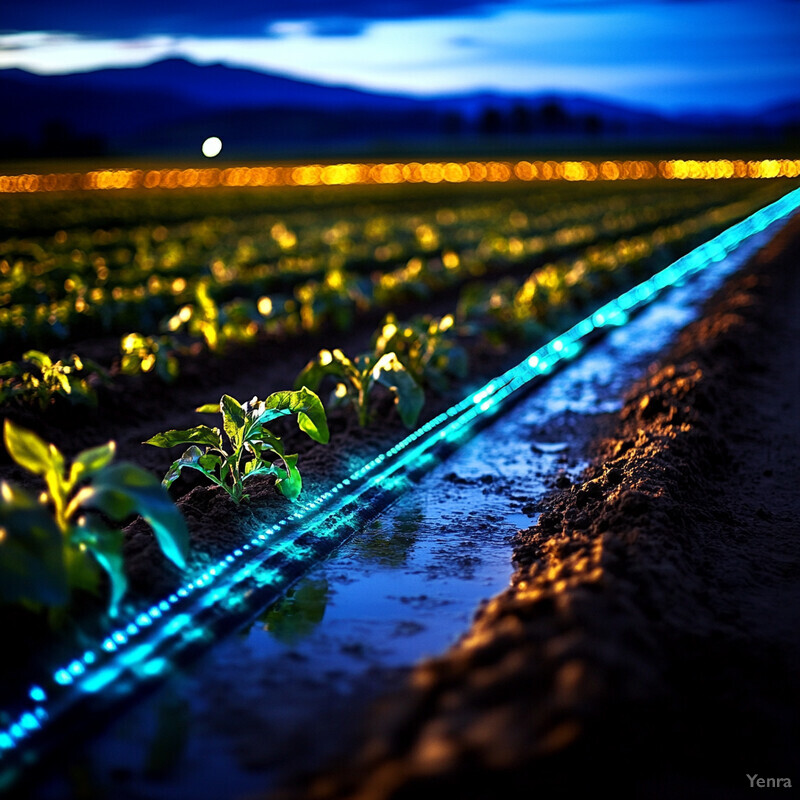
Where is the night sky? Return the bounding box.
[2,0,799,112]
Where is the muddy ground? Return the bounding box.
[269,217,800,799]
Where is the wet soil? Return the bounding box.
[273,216,800,799]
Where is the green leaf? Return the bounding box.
[220,394,245,448]
[69,441,116,485]
[273,454,302,501]
[195,403,220,414]
[63,545,102,598]
[0,482,69,607]
[162,446,216,489]
[55,371,71,394]
[22,350,52,369]
[372,353,425,428]
[198,452,222,472]
[80,463,189,570]
[75,519,127,616]
[0,361,21,378]
[144,426,222,450]
[119,353,140,375]
[263,388,330,444]
[3,418,54,477]
[249,430,285,458]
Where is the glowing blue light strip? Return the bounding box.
[1,185,799,781]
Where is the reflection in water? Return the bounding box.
[259,578,331,645]
[350,509,423,568]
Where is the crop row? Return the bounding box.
[0,180,786,354]
[2,182,783,413]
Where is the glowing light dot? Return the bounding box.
[29,686,46,703]
[54,670,72,685]
[201,136,223,158]
[21,713,39,731]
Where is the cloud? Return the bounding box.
[1,0,496,39]
[3,0,791,39]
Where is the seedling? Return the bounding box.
[294,269,371,332]
[373,313,468,394]
[145,388,329,504]
[120,332,180,383]
[0,350,108,409]
[1,419,189,616]
[457,278,548,344]
[165,279,260,352]
[295,348,424,428]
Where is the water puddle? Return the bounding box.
[29,228,773,799]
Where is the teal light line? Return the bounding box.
[1,185,799,781]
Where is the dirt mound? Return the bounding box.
[278,217,800,799]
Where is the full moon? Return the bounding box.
[201,137,223,158]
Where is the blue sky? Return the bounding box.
[1,0,799,112]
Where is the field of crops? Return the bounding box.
[1,173,794,601]
[1,167,799,795]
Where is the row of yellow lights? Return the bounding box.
[1,158,799,194]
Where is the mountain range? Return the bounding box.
[2,58,798,159]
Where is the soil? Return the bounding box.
[268,216,800,799]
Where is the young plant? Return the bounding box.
[144,388,329,504]
[457,278,547,345]
[164,279,260,353]
[295,348,424,429]
[373,313,468,394]
[0,350,108,409]
[120,332,180,383]
[294,268,371,333]
[1,419,189,616]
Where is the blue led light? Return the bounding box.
[20,713,39,731]
[28,686,46,703]
[54,670,72,686]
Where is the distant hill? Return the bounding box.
[1,58,797,159]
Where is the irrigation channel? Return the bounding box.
[4,187,800,798]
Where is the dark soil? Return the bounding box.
[271,216,800,799]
